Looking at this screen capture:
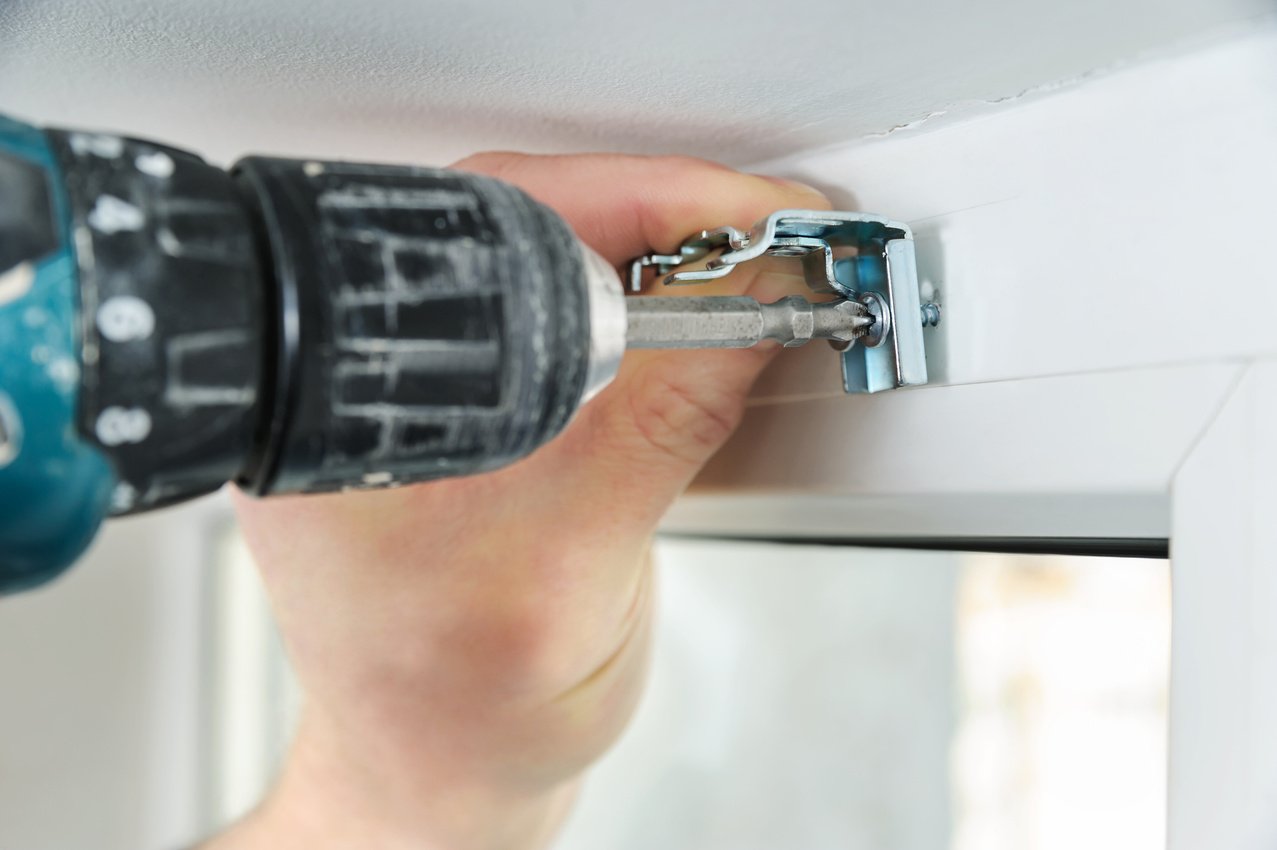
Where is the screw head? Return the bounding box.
[857,292,892,348]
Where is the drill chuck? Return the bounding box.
[231,156,610,497]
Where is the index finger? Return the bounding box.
[450,152,830,266]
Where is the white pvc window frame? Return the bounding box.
[662,25,1277,850]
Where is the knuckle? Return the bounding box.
[624,362,744,467]
[465,606,560,698]
[455,579,611,704]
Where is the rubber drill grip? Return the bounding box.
[45,130,266,515]
[233,158,591,495]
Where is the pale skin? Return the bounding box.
[206,153,830,850]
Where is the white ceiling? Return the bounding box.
[0,0,1268,166]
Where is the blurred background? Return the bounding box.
[0,499,1169,850]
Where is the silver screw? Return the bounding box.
[920,302,942,327]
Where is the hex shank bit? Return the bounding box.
[625,295,873,349]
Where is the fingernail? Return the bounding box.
[761,175,828,200]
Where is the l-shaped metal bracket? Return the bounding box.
[628,210,933,393]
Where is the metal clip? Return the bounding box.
[628,210,936,393]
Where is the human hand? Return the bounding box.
[209,153,829,850]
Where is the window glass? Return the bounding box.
[557,539,1169,850]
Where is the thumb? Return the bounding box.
[551,267,809,527]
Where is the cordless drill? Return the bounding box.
[0,113,909,592]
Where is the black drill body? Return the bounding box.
[50,131,593,515]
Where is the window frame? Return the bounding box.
[662,27,1277,850]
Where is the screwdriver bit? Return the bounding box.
[625,294,873,349]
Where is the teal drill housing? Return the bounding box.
[0,115,116,592]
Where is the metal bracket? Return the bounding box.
[628,210,934,393]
